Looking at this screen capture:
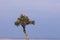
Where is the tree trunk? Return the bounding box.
[22,25,29,40]
[24,32,29,40]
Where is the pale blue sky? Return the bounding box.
[0,0,60,39]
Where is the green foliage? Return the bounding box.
[15,14,35,26]
[29,20,35,25]
[15,21,20,26]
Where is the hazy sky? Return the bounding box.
[0,0,60,39]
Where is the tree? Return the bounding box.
[14,14,35,40]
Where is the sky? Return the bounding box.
[0,0,60,39]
